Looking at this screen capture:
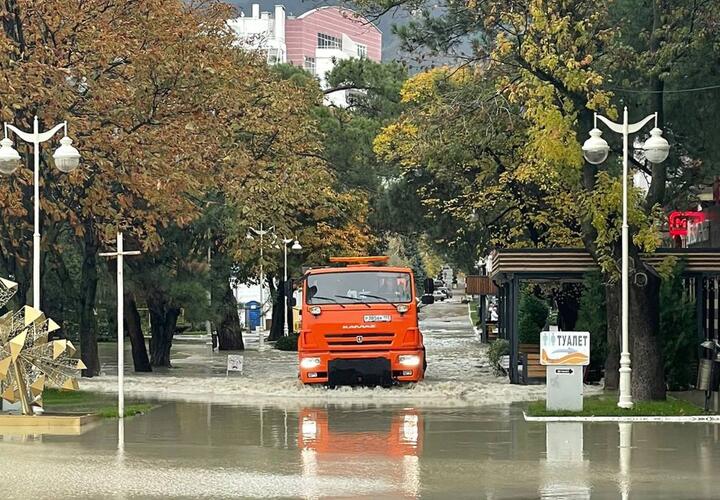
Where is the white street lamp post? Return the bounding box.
[99,232,141,426]
[582,106,670,409]
[282,237,302,337]
[0,116,81,309]
[247,224,275,349]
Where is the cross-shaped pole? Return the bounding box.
[100,232,141,421]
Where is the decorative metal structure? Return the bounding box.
[0,277,84,415]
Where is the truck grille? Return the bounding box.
[324,332,396,350]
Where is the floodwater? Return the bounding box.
[2,299,718,498]
[1,402,719,499]
[83,298,551,407]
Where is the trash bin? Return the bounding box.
[697,358,720,391]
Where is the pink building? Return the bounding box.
[229,5,381,106]
[286,6,382,71]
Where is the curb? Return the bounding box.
[523,411,720,423]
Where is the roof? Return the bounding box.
[306,266,413,275]
[295,6,382,34]
[489,247,720,282]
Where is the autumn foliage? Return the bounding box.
[0,0,373,374]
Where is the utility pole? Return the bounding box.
[100,232,141,425]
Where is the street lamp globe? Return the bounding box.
[291,240,302,251]
[642,127,670,164]
[52,136,80,173]
[0,137,21,175]
[581,128,610,165]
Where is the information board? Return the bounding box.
[540,331,590,366]
[226,354,244,375]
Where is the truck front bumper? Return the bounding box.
[299,350,425,385]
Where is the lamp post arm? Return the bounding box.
[596,113,657,135]
[596,114,624,134]
[627,113,657,135]
[5,122,65,144]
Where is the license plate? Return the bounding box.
[364,314,391,322]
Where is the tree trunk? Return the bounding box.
[79,229,100,377]
[269,278,284,341]
[148,295,180,367]
[217,282,244,350]
[556,284,580,331]
[630,271,666,401]
[124,292,152,372]
[604,284,620,390]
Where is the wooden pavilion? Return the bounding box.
[488,248,720,384]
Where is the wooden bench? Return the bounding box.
[519,343,546,384]
[486,322,498,343]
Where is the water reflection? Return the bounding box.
[540,422,590,499]
[298,406,423,498]
[618,422,631,500]
[2,401,720,498]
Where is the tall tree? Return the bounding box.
[358,0,719,399]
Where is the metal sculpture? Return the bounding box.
[0,277,84,414]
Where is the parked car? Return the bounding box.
[432,289,446,301]
[438,287,452,300]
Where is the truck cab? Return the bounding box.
[298,256,426,386]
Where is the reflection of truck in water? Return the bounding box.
[299,406,423,498]
[298,256,426,386]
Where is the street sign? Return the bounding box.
[542,330,589,411]
[226,354,244,376]
[540,331,590,366]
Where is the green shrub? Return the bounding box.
[275,333,299,351]
[659,261,696,390]
[518,290,548,344]
[488,339,510,376]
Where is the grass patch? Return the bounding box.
[469,303,479,326]
[41,389,153,419]
[98,404,154,418]
[527,393,707,417]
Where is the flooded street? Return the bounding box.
[2,402,719,498]
[1,299,718,498]
[81,298,549,407]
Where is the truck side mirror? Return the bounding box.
[421,294,434,305]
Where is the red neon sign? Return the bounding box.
[668,211,706,237]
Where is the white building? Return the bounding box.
[228,4,382,107]
[227,4,287,65]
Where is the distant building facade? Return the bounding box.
[227,4,287,64]
[228,4,382,106]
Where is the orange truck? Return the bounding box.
[297,256,434,386]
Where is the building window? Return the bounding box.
[356,44,367,58]
[317,32,342,50]
[304,56,316,75]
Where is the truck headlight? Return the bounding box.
[398,355,420,367]
[309,306,322,316]
[300,357,321,369]
[396,304,409,314]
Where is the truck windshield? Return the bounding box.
[306,271,412,305]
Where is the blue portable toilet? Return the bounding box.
[246,301,261,330]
